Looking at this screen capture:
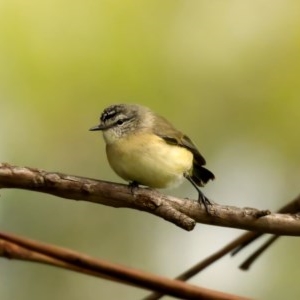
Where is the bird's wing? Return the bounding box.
[152,114,206,166]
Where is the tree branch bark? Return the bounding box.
[1,163,300,235]
[0,230,249,300]
[144,195,300,299]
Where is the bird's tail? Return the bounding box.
[192,165,215,187]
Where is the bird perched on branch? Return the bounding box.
[90,104,214,212]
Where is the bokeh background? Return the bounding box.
[1,1,300,299]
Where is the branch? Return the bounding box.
[143,232,258,300]
[1,163,300,235]
[232,194,300,270]
[0,230,249,300]
[144,195,300,299]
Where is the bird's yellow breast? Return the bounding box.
[106,133,193,188]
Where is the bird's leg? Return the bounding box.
[185,175,212,214]
[128,181,140,195]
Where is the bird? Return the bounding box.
[89,104,214,211]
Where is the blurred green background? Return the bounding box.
[1,1,300,299]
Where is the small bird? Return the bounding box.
[90,104,215,211]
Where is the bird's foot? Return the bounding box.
[128,181,139,195]
[198,191,212,214]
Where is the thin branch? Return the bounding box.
[238,235,279,270]
[1,163,300,235]
[143,232,257,300]
[232,194,300,270]
[144,195,300,299]
[0,231,249,300]
[232,195,300,256]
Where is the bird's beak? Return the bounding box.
[89,123,106,131]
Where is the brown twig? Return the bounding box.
[143,232,257,300]
[1,163,300,235]
[144,195,300,299]
[0,231,249,300]
[232,194,300,269]
[238,235,279,270]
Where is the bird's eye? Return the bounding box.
[117,120,124,126]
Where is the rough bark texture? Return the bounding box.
[1,163,300,235]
